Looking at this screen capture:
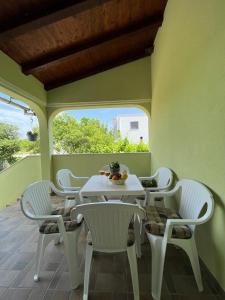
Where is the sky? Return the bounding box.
[0,92,145,138]
[68,107,145,129]
[0,92,39,138]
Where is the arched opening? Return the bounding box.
[0,91,40,170]
[51,106,150,154]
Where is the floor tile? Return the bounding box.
[0,201,224,300]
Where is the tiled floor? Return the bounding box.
[0,200,224,300]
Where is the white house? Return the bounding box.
[113,114,149,144]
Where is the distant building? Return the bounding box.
[113,114,149,144]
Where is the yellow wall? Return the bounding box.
[47,58,152,156]
[52,153,151,185]
[151,0,225,289]
[47,57,151,105]
[0,156,41,208]
[0,51,46,106]
[0,51,52,180]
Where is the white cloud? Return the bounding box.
[0,103,38,138]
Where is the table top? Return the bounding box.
[79,174,145,197]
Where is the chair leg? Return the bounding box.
[134,216,142,258]
[63,228,82,289]
[127,244,140,300]
[65,199,76,209]
[54,234,62,245]
[148,236,167,300]
[186,239,203,291]
[34,234,55,281]
[83,244,93,300]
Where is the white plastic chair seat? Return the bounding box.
[57,169,89,191]
[39,218,82,234]
[51,206,76,221]
[138,167,173,207]
[56,169,89,207]
[144,206,192,239]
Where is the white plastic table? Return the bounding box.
[79,174,145,201]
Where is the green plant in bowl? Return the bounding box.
[109,161,120,175]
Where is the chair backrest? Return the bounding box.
[72,202,144,252]
[156,167,173,190]
[102,164,130,174]
[20,180,53,223]
[177,179,214,231]
[57,169,73,189]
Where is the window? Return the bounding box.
[130,121,139,130]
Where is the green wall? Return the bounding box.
[0,156,41,209]
[0,51,46,106]
[150,0,225,289]
[52,153,151,185]
[47,57,151,105]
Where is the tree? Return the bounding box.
[0,123,19,140]
[0,123,20,169]
[0,140,20,164]
[53,113,149,154]
[18,139,40,154]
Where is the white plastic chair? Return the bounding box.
[145,179,214,300]
[57,169,89,207]
[138,167,173,207]
[71,202,145,300]
[57,169,89,191]
[20,180,83,288]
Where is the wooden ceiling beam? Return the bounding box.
[22,14,162,75]
[45,48,153,90]
[0,0,112,40]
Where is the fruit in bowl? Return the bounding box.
[109,171,128,185]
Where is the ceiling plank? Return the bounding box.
[45,48,153,90]
[0,0,112,40]
[22,14,162,75]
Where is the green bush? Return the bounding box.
[0,123,20,168]
[18,139,40,154]
[0,140,20,164]
[53,113,150,154]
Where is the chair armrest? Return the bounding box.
[70,207,84,223]
[166,218,200,227]
[149,185,181,200]
[50,183,80,198]
[71,174,89,180]
[139,171,158,181]
[29,213,63,222]
[167,210,211,227]
[144,186,166,192]
[20,205,64,224]
[62,186,81,191]
[163,216,207,240]
[138,207,146,220]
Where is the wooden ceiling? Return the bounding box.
[0,0,167,90]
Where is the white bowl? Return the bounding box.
[109,178,127,185]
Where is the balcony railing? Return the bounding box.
[0,152,151,209]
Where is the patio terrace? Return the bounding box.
[0,198,224,300]
[0,0,225,298]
